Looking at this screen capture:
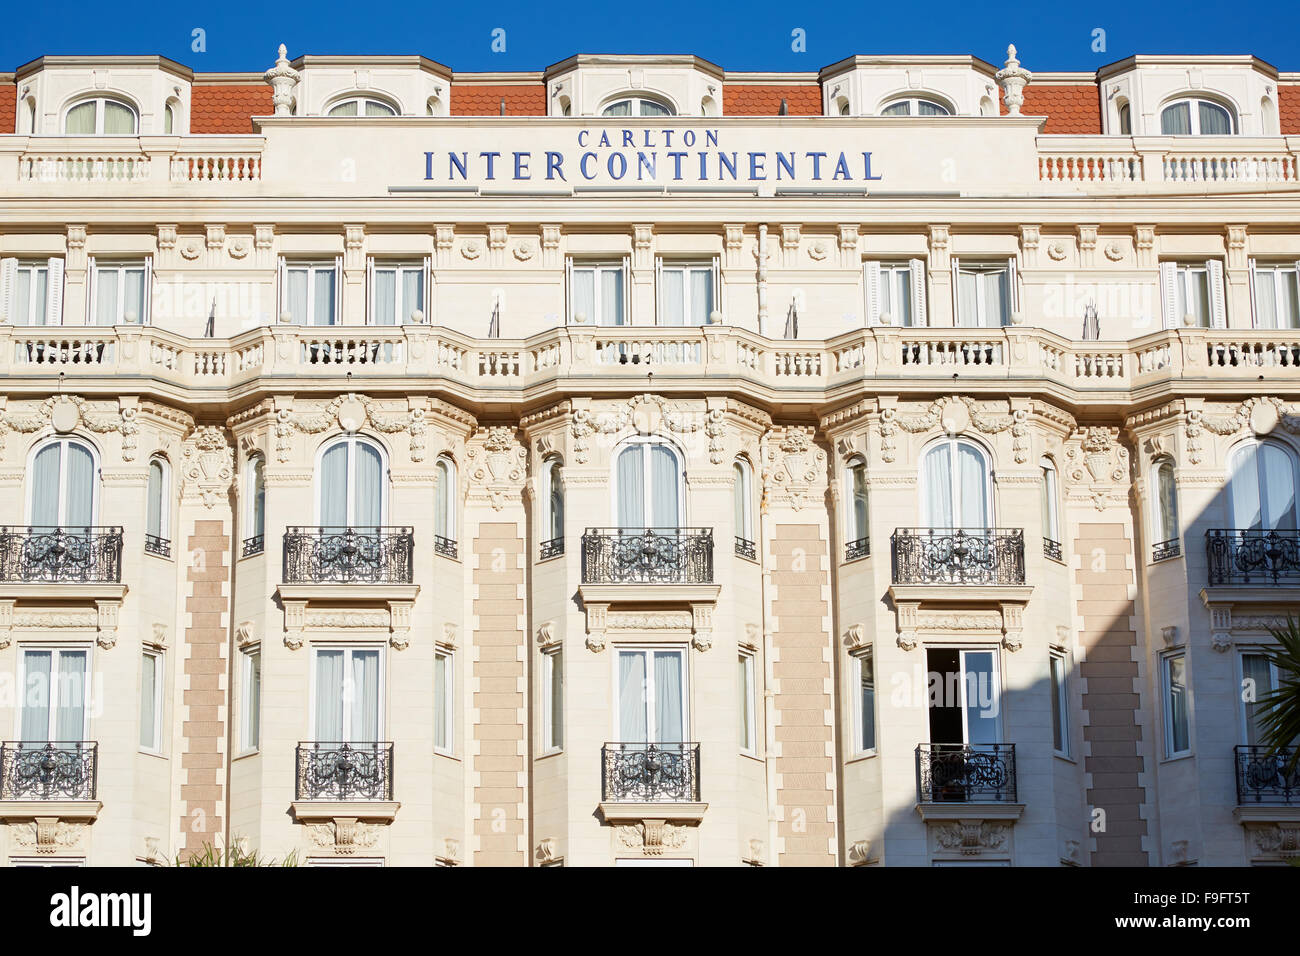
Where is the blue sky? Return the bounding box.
[5,1,1298,73]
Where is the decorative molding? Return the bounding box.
[306,818,382,855]
[180,425,234,509]
[616,820,689,857]
[878,397,1024,464]
[274,394,428,464]
[536,620,560,648]
[10,819,87,854]
[932,820,1011,857]
[465,425,527,511]
[762,425,827,511]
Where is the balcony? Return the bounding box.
[602,742,700,803]
[295,742,394,801]
[1153,537,1182,562]
[283,527,413,585]
[1235,745,1300,806]
[0,527,123,584]
[1207,530,1300,586]
[845,536,870,562]
[891,529,1025,586]
[734,536,756,560]
[539,537,564,560]
[582,528,713,585]
[0,742,98,800]
[916,743,1017,804]
[144,533,171,558]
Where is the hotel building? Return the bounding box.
[0,43,1297,867]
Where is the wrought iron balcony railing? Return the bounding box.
[1153,537,1182,562]
[916,743,1017,803]
[0,527,123,583]
[1043,537,1063,562]
[1235,745,1300,805]
[242,534,264,557]
[295,742,394,801]
[735,536,757,560]
[602,742,700,803]
[845,536,870,562]
[539,537,564,560]
[434,535,458,560]
[282,527,413,584]
[582,528,714,585]
[0,742,98,800]
[144,533,171,558]
[891,528,1025,586]
[1207,529,1300,586]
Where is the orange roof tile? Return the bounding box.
[0,84,15,134]
[724,84,822,116]
[1279,84,1300,135]
[1002,83,1101,133]
[450,84,546,116]
[191,84,273,133]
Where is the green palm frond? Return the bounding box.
[1258,617,1300,777]
[172,840,299,867]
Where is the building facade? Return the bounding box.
[0,43,1298,867]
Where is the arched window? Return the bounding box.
[435,456,457,553]
[145,456,170,555]
[1227,441,1297,530]
[64,96,138,135]
[318,437,384,529]
[1151,458,1180,558]
[30,438,96,527]
[1041,457,1061,558]
[881,97,951,117]
[1117,101,1132,135]
[1160,97,1235,135]
[845,458,869,558]
[244,454,266,555]
[734,458,755,556]
[327,96,399,117]
[602,96,674,117]
[163,100,181,135]
[542,458,564,556]
[920,438,992,530]
[614,439,682,528]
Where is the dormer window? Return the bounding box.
[64,97,138,135]
[1160,97,1234,135]
[601,96,674,117]
[327,96,399,117]
[881,97,951,117]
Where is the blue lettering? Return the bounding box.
[577,130,589,147]
[806,151,827,180]
[776,152,795,180]
[546,151,566,181]
[748,152,766,180]
[863,152,882,181]
[424,151,435,180]
[698,152,707,179]
[705,129,719,147]
[580,152,598,180]
[480,151,500,179]
[513,151,530,179]
[668,152,687,180]
[598,131,611,148]
[718,152,738,180]
[608,153,628,179]
[621,130,634,147]
[663,129,674,147]
[832,152,851,180]
[683,130,696,148]
[449,152,469,180]
[637,152,656,180]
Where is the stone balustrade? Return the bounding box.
[1037,135,1300,189]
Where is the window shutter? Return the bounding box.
[142,256,153,326]
[1248,258,1259,329]
[1207,258,1226,329]
[333,255,343,326]
[655,256,664,326]
[711,256,721,322]
[1159,261,1179,329]
[366,256,375,325]
[45,258,64,327]
[1007,257,1020,315]
[564,257,573,324]
[277,255,287,318]
[909,258,927,327]
[87,256,97,325]
[0,258,17,324]
[950,256,961,325]
[863,260,881,325]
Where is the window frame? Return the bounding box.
[845,456,869,548]
[308,644,386,744]
[279,257,342,326]
[16,644,93,742]
[655,257,719,327]
[1,258,63,327]
[880,96,952,117]
[26,436,99,528]
[1161,651,1192,759]
[1159,97,1236,136]
[315,435,388,529]
[542,457,564,553]
[612,645,690,744]
[925,646,1004,746]
[611,437,686,529]
[733,457,755,546]
[1226,439,1299,531]
[952,259,1016,329]
[1238,649,1283,747]
[326,95,400,117]
[542,646,563,754]
[851,647,876,756]
[1040,456,1061,553]
[434,455,458,547]
[566,258,629,327]
[434,648,454,755]
[139,648,164,755]
[367,257,429,326]
[1248,260,1300,330]
[1049,651,1070,758]
[88,257,151,326]
[738,651,758,756]
[918,437,994,530]
[245,453,266,547]
[1152,457,1180,551]
[146,455,170,547]
[62,96,139,135]
[600,96,676,117]
[239,646,261,755]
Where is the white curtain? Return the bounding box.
[660,269,684,326]
[123,268,145,323]
[1161,103,1192,135]
[314,650,344,740]
[139,653,158,749]
[435,459,453,538]
[733,463,746,537]
[616,446,645,528]
[1243,654,1275,746]
[31,444,61,526]
[852,464,869,539]
[654,652,684,742]
[1199,102,1232,135]
[958,443,989,530]
[1255,271,1279,329]
[65,442,94,528]
[549,650,563,748]
[55,650,87,741]
[146,460,164,537]
[434,654,450,750]
[957,271,979,327]
[287,270,308,324]
[859,656,875,751]
[95,269,119,325]
[894,268,913,326]
[1157,463,1178,540]
[1167,656,1189,752]
[1261,444,1296,529]
[312,268,336,326]
[65,102,96,134]
[689,268,713,325]
[20,650,52,741]
[921,444,952,528]
[738,656,752,749]
[1040,465,1058,539]
[601,269,624,326]
[321,443,349,528]
[373,269,397,325]
[962,651,998,745]
[603,101,632,117]
[571,269,595,323]
[355,443,382,527]
[981,271,1008,327]
[650,445,679,528]
[244,652,261,750]
[618,651,648,741]
[401,270,422,323]
[548,462,564,540]
[250,457,266,537]
[103,101,135,134]
[349,650,380,741]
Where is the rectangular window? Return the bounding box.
[19,647,90,742]
[739,653,756,754]
[240,648,261,753]
[926,648,1001,745]
[434,650,453,754]
[1,258,63,326]
[280,258,341,326]
[953,259,1016,328]
[1163,652,1191,757]
[657,259,717,326]
[90,258,150,326]
[311,647,381,742]
[1160,260,1225,329]
[1250,261,1300,330]
[865,259,926,326]
[568,260,626,326]
[369,259,427,326]
[542,648,563,752]
[855,649,876,753]
[1050,652,1069,756]
[616,647,687,743]
[139,650,163,753]
[1241,652,1280,746]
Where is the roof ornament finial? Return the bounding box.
[264,44,300,116]
[995,42,1032,116]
